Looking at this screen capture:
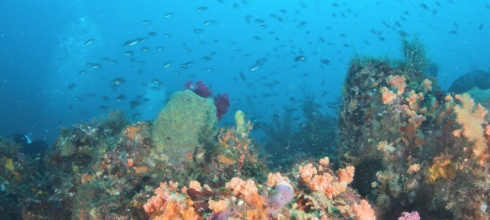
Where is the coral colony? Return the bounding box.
[2,39,490,220]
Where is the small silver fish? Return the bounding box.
[163,62,172,69]
[85,38,95,46]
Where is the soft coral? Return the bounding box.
[185,81,230,121]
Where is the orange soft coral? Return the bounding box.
[189,180,202,191]
[144,182,199,220]
[208,199,228,213]
[453,93,489,165]
[386,75,407,95]
[380,87,397,104]
[226,177,259,205]
[351,200,376,220]
[299,158,352,198]
[337,166,355,184]
[267,172,290,187]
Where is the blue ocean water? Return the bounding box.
[0,0,489,145]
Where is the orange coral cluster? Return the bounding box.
[143,182,199,220]
[380,87,397,104]
[386,75,406,95]
[351,200,376,220]
[337,166,355,184]
[451,94,490,165]
[208,199,228,213]
[267,172,290,187]
[123,124,145,140]
[226,177,260,205]
[299,157,355,199]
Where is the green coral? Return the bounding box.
[151,90,218,164]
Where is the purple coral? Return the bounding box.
[185,81,213,98]
[268,184,294,214]
[185,81,230,121]
[214,93,230,121]
[398,211,420,220]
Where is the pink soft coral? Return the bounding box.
[398,211,420,220]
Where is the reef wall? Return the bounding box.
[338,55,490,219]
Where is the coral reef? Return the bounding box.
[141,157,372,220]
[6,38,490,220]
[338,38,490,219]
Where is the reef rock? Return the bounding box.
[449,69,490,93]
[151,90,218,164]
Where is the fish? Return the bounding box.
[123,37,145,47]
[180,61,194,69]
[140,47,150,52]
[132,113,140,119]
[233,3,240,9]
[479,24,484,30]
[141,20,152,25]
[114,95,126,101]
[85,38,95,46]
[321,59,331,65]
[148,32,157,37]
[295,56,306,62]
[111,78,125,85]
[152,79,163,86]
[156,47,165,51]
[163,34,172,38]
[197,6,208,12]
[164,13,173,18]
[130,101,141,109]
[449,30,458,34]
[100,96,109,101]
[204,20,217,25]
[201,56,212,61]
[250,61,263,71]
[163,62,172,69]
[194,28,204,33]
[420,3,428,10]
[78,70,87,75]
[67,83,77,90]
[202,68,214,72]
[259,25,268,29]
[240,72,247,81]
[123,51,134,56]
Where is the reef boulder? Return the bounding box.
[151,90,218,164]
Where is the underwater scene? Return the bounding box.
[1,0,490,219]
